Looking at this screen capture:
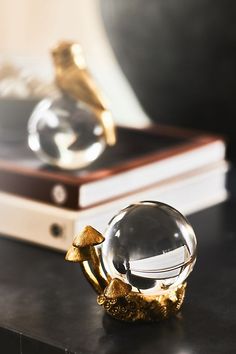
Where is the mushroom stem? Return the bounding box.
[80,260,105,294]
[80,247,108,294]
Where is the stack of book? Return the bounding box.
[0,125,228,251]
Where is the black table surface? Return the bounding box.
[0,199,236,354]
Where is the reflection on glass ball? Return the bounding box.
[28,95,106,169]
[101,201,197,295]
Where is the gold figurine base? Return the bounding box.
[66,226,187,322]
[97,282,186,322]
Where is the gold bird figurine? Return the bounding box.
[51,41,116,146]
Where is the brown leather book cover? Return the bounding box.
[0,125,224,210]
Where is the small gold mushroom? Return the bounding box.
[104,278,132,299]
[65,245,92,262]
[65,226,105,263]
[73,226,105,248]
[65,226,108,294]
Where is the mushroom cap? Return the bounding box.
[73,226,105,248]
[65,245,91,262]
[104,278,132,299]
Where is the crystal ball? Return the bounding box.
[28,95,106,169]
[101,201,197,295]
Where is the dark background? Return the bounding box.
[100,0,236,159]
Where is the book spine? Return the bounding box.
[0,192,76,251]
[0,169,80,210]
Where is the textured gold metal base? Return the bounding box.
[97,283,186,322]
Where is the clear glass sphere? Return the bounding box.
[101,201,197,295]
[28,95,106,169]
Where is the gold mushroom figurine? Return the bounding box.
[66,201,197,322]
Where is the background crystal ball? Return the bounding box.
[28,95,106,169]
[101,201,197,295]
